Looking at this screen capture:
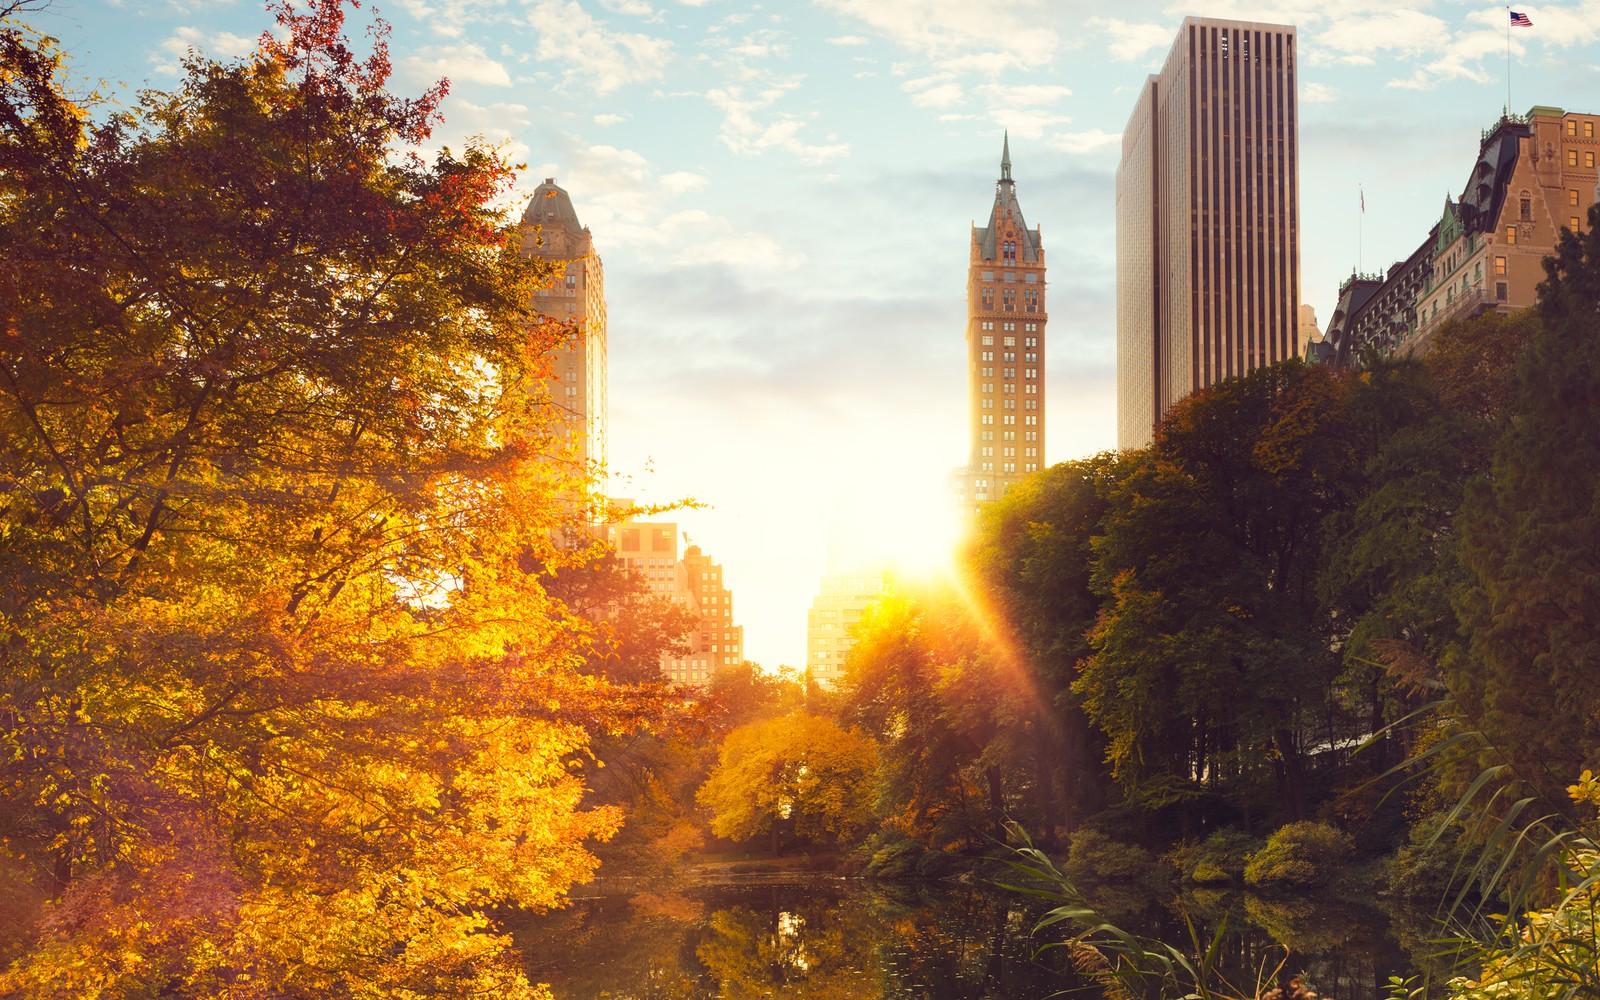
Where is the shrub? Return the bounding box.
[1244,821,1355,890]
[1175,829,1262,885]
[1066,829,1158,885]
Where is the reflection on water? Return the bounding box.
[513,879,1430,1000]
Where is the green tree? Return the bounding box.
[965,453,1129,838]
[1081,362,1365,831]
[0,5,635,996]
[1456,205,1600,806]
[697,713,879,853]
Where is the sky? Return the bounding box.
[40,0,1600,668]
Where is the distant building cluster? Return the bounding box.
[1309,107,1600,367]
[806,567,890,690]
[600,509,745,686]
[521,182,744,687]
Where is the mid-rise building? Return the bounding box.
[1117,17,1301,450]
[601,511,743,686]
[956,136,1047,515]
[806,566,889,690]
[521,178,608,478]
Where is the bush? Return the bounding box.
[1066,829,1158,885]
[1244,821,1355,890]
[1173,829,1262,885]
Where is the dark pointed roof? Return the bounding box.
[521,177,584,232]
[975,134,1042,264]
[1457,118,1529,235]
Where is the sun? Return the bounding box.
[825,477,966,583]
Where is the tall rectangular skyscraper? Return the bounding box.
[1116,18,1300,451]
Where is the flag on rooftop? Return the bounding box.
[1510,11,1533,27]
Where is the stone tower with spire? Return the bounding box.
[520,178,607,482]
[957,134,1046,514]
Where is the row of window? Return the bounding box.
[978,270,1041,282]
[979,415,1040,426]
[1565,149,1597,168]
[977,462,1040,473]
[1565,119,1596,138]
[978,447,1042,457]
[980,430,1040,441]
[979,399,1041,410]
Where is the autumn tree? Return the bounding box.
[697,713,879,853]
[0,4,637,996]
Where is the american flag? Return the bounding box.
[1510,11,1533,27]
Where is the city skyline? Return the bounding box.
[49,0,1600,667]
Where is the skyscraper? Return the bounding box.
[957,136,1046,514]
[1116,18,1300,451]
[521,178,608,477]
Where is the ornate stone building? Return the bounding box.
[520,178,608,479]
[956,136,1046,515]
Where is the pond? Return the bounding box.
[514,876,1446,999]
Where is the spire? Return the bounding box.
[1000,131,1012,182]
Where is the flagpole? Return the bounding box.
[1359,184,1364,273]
[1506,5,1512,116]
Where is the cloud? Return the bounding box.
[974,82,1070,106]
[399,43,512,88]
[697,27,851,162]
[594,112,629,126]
[1088,17,1171,62]
[1047,128,1122,156]
[815,0,1060,63]
[902,74,964,109]
[525,0,674,95]
[828,35,872,46]
[1302,81,1338,103]
[528,138,800,269]
[151,26,256,74]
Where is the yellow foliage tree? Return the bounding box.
[0,4,640,996]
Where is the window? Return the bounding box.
[1495,255,1506,275]
[1003,431,1015,441]
[981,288,994,308]
[1003,447,1014,457]
[1573,217,1583,231]
[982,335,993,345]
[1004,336,1015,347]
[1496,281,1508,301]
[1567,119,1577,136]
[981,446,993,456]
[1004,399,1015,409]
[1025,336,1037,346]
[1025,415,1037,425]
[1569,150,1580,167]
[1002,290,1016,311]
[981,430,993,441]
[982,351,994,361]
[1003,367,1015,378]
[981,382,993,393]
[1025,384,1037,394]
[982,414,993,424]
[1520,197,1532,221]
[1004,415,1015,425]
[1025,368,1037,379]
[1588,121,1595,138]
[981,399,993,409]
[982,366,993,377]
[1588,152,1597,169]
[1505,226,1517,245]
[1003,384,1014,394]
[1024,400,1037,410]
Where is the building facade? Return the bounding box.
[1311,106,1598,367]
[1408,108,1598,353]
[521,178,608,478]
[602,513,744,686]
[806,566,889,690]
[956,136,1046,515]
[1116,17,1301,450]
